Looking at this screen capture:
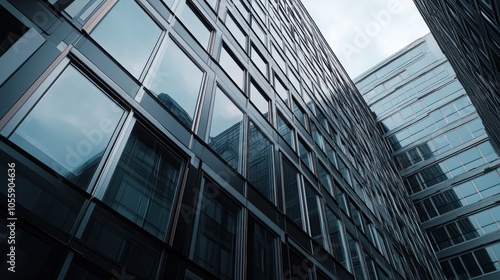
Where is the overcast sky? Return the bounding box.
[301,0,429,79]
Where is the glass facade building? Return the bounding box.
[412,0,500,156]
[356,34,500,280]
[0,0,443,279]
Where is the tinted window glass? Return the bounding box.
[0,6,28,57]
[146,40,204,128]
[247,217,278,279]
[249,81,269,117]
[219,45,244,89]
[225,13,246,50]
[209,88,244,171]
[282,158,303,228]
[178,3,212,49]
[104,124,184,239]
[248,122,274,200]
[191,183,241,280]
[91,0,162,78]
[10,66,124,188]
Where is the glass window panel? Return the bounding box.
[104,125,183,239]
[274,74,288,102]
[293,99,307,128]
[219,45,244,89]
[146,39,204,128]
[282,158,303,228]
[178,2,212,50]
[338,158,352,185]
[0,6,28,57]
[474,248,497,274]
[304,182,324,243]
[450,257,467,279]
[461,253,482,277]
[225,13,247,50]
[250,45,267,77]
[82,209,161,280]
[277,113,294,149]
[249,80,269,117]
[325,207,348,268]
[91,0,162,78]
[191,183,241,280]
[347,234,364,278]
[10,65,124,188]
[248,122,274,201]
[318,162,333,193]
[247,218,278,280]
[287,250,313,280]
[251,17,266,43]
[204,0,219,11]
[208,89,244,171]
[298,138,312,170]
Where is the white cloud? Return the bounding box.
[301,0,429,78]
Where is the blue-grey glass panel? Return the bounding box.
[162,0,175,7]
[282,158,302,228]
[178,3,212,50]
[325,207,348,268]
[298,138,312,170]
[249,81,269,117]
[146,40,204,128]
[209,89,243,171]
[91,0,162,78]
[82,210,161,279]
[10,66,124,189]
[248,122,273,201]
[247,218,278,280]
[219,46,244,89]
[277,113,294,149]
[274,74,288,102]
[225,13,246,50]
[293,99,307,128]
[250,45,267,77]
[304,182,323,243]
[192,184,240,280]
[104,125,183,239]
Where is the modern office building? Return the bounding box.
[0,0,443,279]
[356,33,500,280]
[412,0,500,156]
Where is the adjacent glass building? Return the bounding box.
[412,0,500,156]
[0,0,443,279]
[356,33,500,280]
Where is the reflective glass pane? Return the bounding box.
[91,0,162,78]
[247,218,278,280]
[298,138,312,170]
[225,13,246,50]
[277,113,294,149]
[0,6,28,57]
[209,89,244,170]
[282,158,302,228]
[10,66,124,188]
[191,183,241,280]
[146,39,204,128]
[274,74,288,102]
[219,46,244,89]
[104,125,183,239]
[249,81,269,117]
[251,45,267,77]
[248,122,274,200]
[178,3,212,49]
[325,207,348,268]
[304,183,324,243]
